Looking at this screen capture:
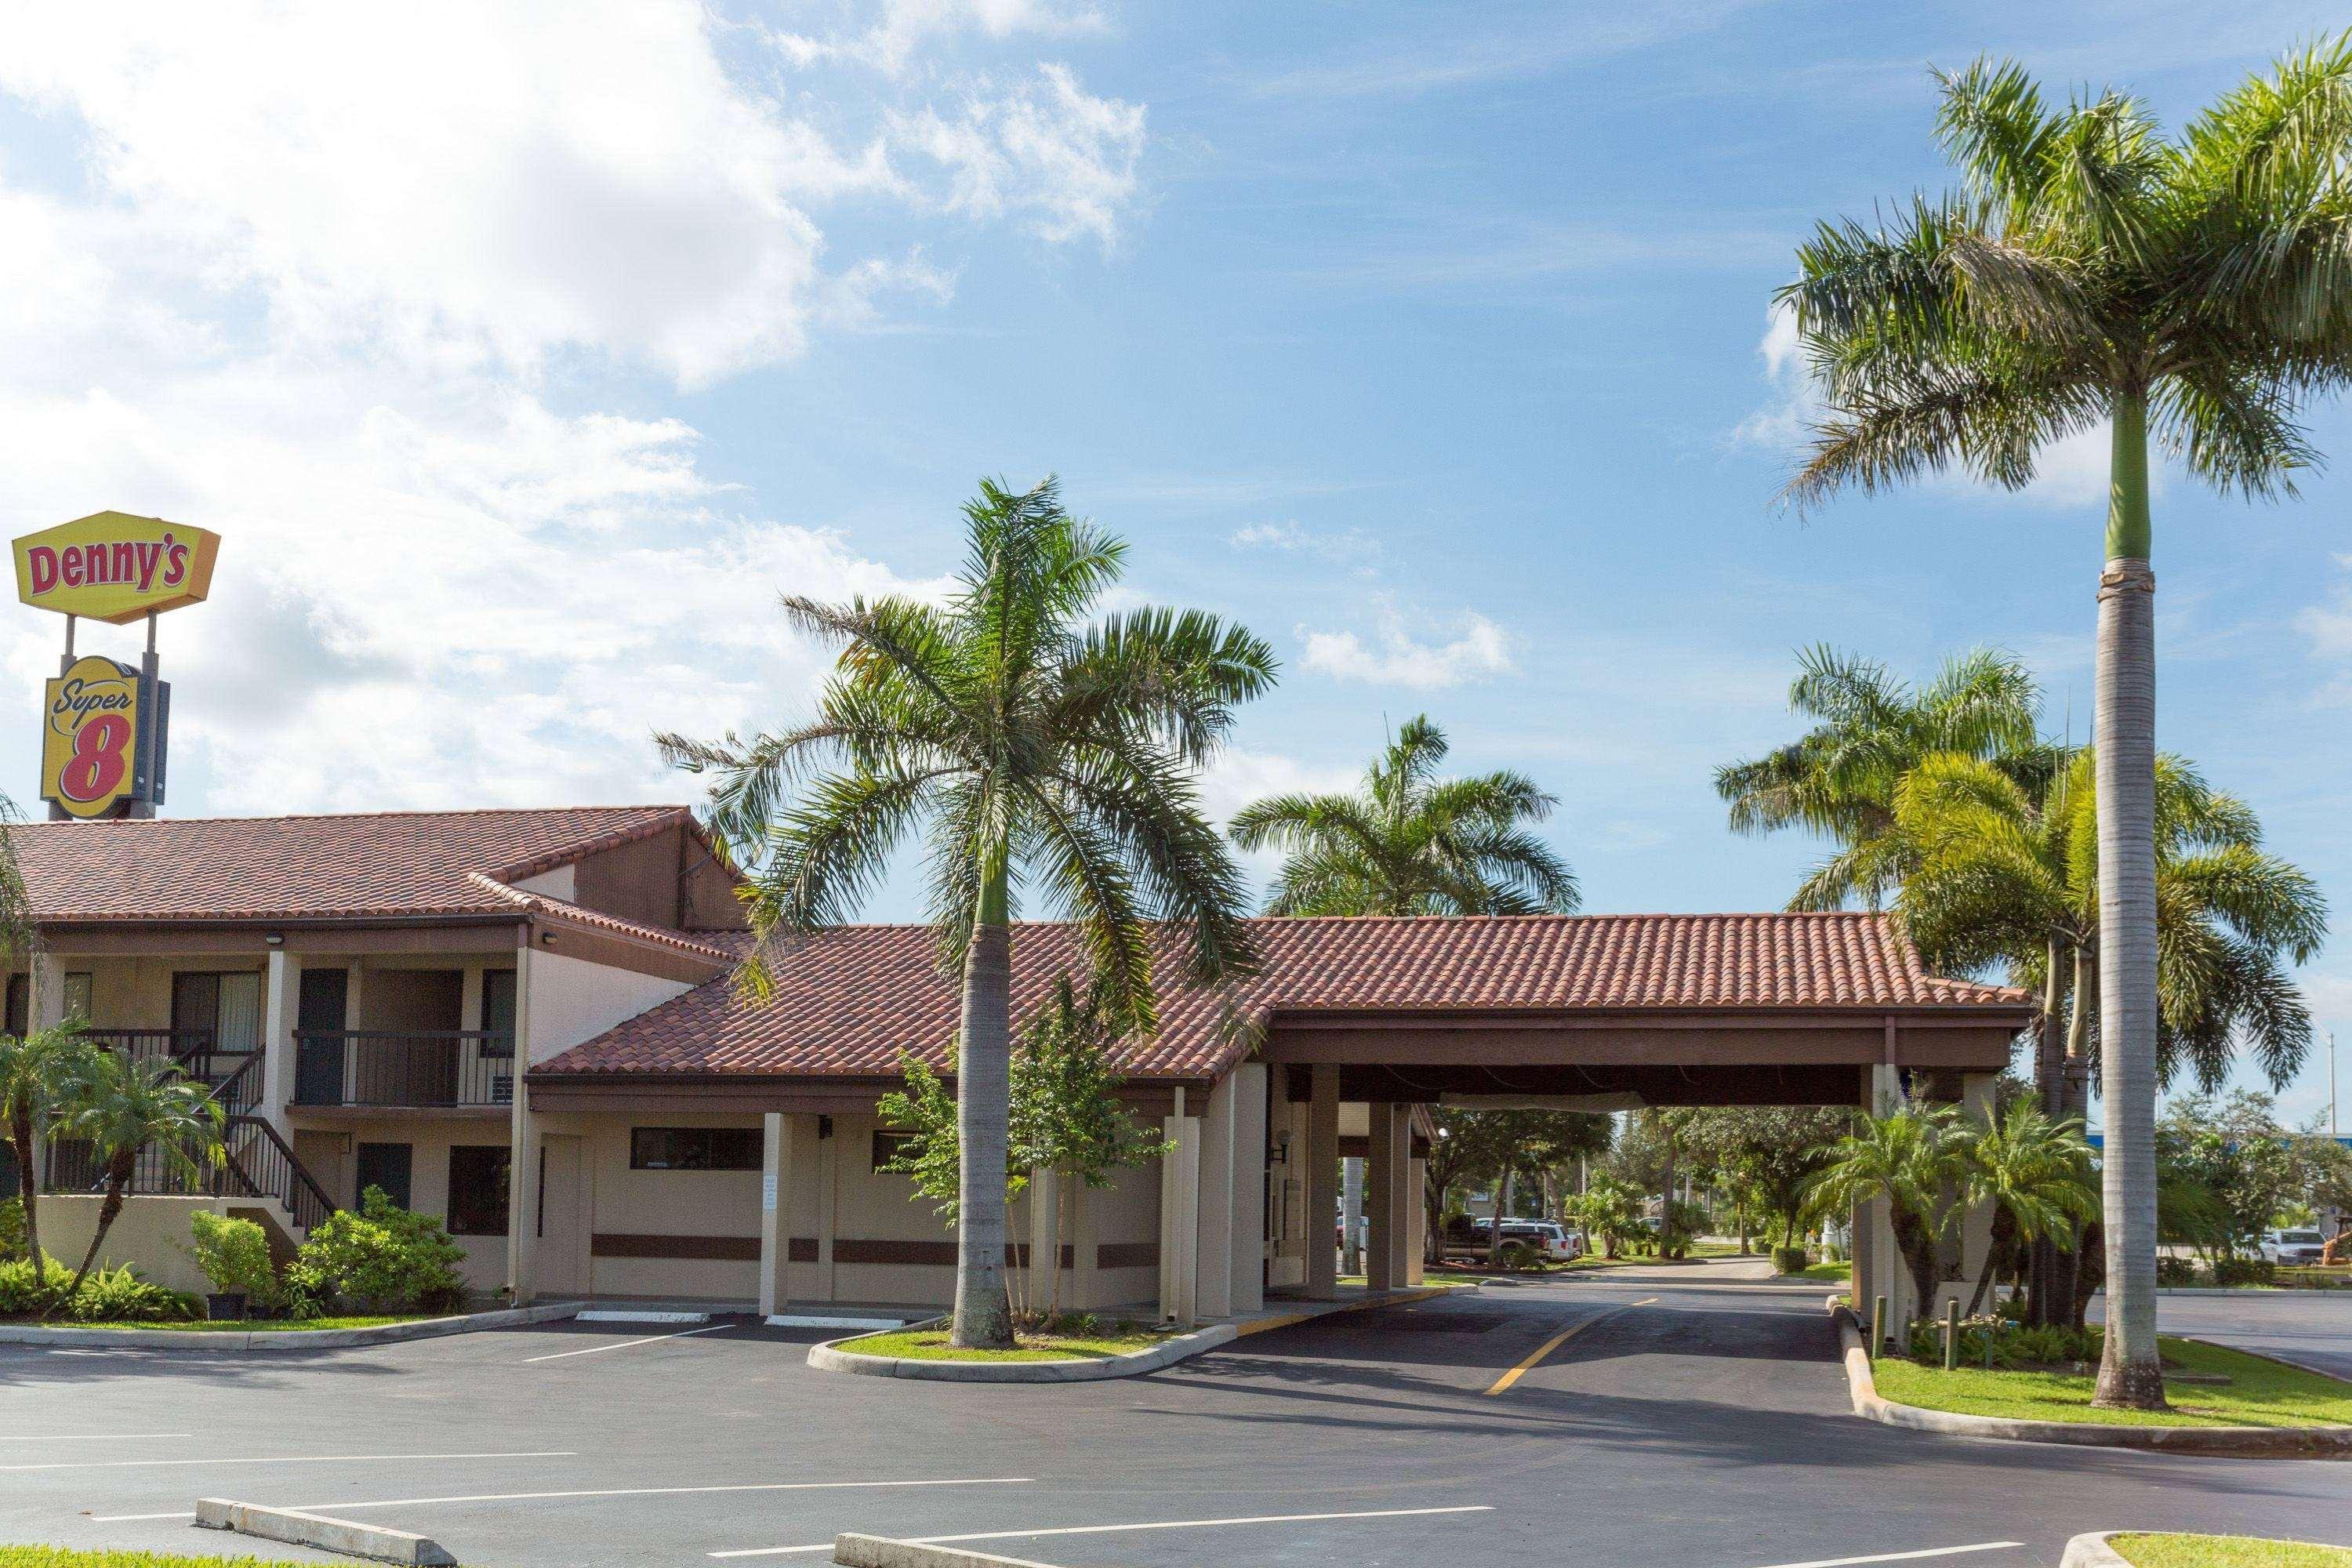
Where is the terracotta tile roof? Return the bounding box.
[467,874,742,963]
[10,805,703,924]
[535,912,2034,1084]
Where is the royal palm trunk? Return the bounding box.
[10,1105,38,1270]
[952,862,1015,1350]
[2092,393,2167,1410]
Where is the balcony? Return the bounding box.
[84,1027,261,1118]
[292,1029,517,1110]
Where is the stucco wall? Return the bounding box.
[1265,1084,1310,1292]
[36,1194,236,1298]
[524,950,693,1066]
[283,1118,512,1289]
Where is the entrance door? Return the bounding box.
[536,1136,589,1296]
[294,969,350,1106]
[356,1141,412,1209]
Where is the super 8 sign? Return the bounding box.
[41,655,141,818]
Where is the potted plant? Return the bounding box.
[184,1210,276,1322]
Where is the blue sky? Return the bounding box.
[0,2,2346,1125]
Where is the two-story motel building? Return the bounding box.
[15,806,2034,1326]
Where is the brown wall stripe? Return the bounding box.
[1096,1240,1160,1269]
[592,1232,759,1261]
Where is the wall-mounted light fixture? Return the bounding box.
[263,933,284,947]
[540,930,558,946]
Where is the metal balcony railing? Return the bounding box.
[291,1029,517,1109]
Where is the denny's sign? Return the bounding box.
[13,511,221,624]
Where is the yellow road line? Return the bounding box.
[1483,1297,1658,1396]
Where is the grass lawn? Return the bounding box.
[56,1316,430,1333]
[1788,1261,1850,1283]
[0,1549,325,1567]
[838,1323,1175,1362]
[2111,1534,2352,1567]
[1871,1338,2352,1428]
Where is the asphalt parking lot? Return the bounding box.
[4,1261,2347,1568]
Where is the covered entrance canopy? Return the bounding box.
[532,910,2031,1323]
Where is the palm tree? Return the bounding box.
[660,476,1273,1349]
[55,1051,223,1298]
[0,1022,99,1271]
[1962,1096,2099,1315]
[1715,645,2042,910]
[1898,749,2326,1097]
[1231,714,1577,916]
[1773,39,2352,1407]
[1805,1105,1973,1319]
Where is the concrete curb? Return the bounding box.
[1829,1301,2352,1457]
[833,1531,1062,1568]
[0,1301,581,1352]
[2060,1534,2132,1568]
[195,1497,456,1565]
[808,1285,1466,1383]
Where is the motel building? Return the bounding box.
[15,805,2034,1328]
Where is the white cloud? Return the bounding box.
[775,0,1107,74]
[895,64,1146,248]
[1229,520,1381,565]
[1298,608,1514,690]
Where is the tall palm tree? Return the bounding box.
[1805,1105,1973,1319]
[1231,714,1577,916]
[1962,1096,2099,1315]
[0,1023,98,1270]
[56,1051,223,1297]
[1774,39,2352,1406]
[1715,645,2042,910]
[660,476,1273,1349]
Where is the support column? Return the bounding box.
[259,949,296,1138]
[1157,1088,1199,1325]
[1957,1071,1999,1312]
[1857,1064,1907,1334]
[1305,1065,1340,1298]
[1407,1150,1427,1285]
[28,958,64,1186]
[1196,1071,1238,1319]
[1341,1156,1364,1275]
[1227,1063,1267,1316]
[1028,1167,1062,1318]
[758,1112,794,1319]
[505,941,540,1305]
[1367,1102,1410,1291]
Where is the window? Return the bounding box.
[172,971,262,1053]
[629,1127,760,1171]
[355,1142,413,1210]
[481,970,517,1055]
[446,1145,510,1236]
[872,1131,918,1174]
[8,972,95,1034]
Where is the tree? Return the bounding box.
[1676,1107,1851,1250]
[1454,1109,1611,1257]
[1715,646,2041,910]
[2159,1091,2301,1261]
[1774,38,2352,1408]
[1013,975,1171,1319]
[663,476,1272,1349]
[1805,1105,1973,1316]
[1898,749,2325,1099]
[0,1023,96,1275]
[1231,714,1577,916]
[1571,1174,1644,1260]
[53,1051,223,1298]
[1962,1096,2098,1314]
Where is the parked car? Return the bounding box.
[2259,1228,2327,1265]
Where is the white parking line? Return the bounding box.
[92,1475,1034,1523]
[0,1433,194,1442]
[2,1449,575,1475]
[522,1325,730,1363]
[1753,1544,2025,1568]
[709,1504,1497,1559]
[576,1310,710,1324]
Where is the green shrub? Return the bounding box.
[2156,1254,2200,1286]
[1771,1245,1809,1275]
[290,1186,466,1313]
[2211,1256,2276,1288]
[184,1210,278,1311]
[1493,1238,1538,1270]
[0,1253,74,1316]
[0,1196,24,1262]
[1901,1315,2099,1368]
[63,1263,199,1323]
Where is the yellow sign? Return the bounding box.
[41,655,141,818]
[13,512,221,625]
